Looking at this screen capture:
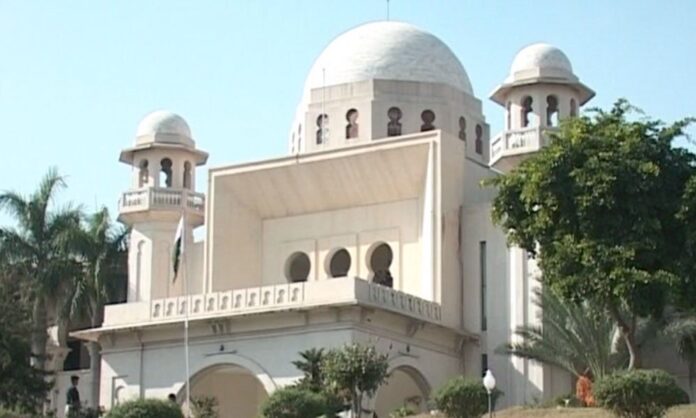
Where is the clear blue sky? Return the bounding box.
[1,1,695,223]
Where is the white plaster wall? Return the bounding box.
[190,370,267,418]
[208,193,263,292]
[261,199,419,293]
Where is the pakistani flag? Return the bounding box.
[172,216,185,282]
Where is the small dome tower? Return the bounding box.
[118,111,208,302]
[489,43,594,171]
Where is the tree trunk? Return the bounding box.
[89,303,104,409]
[608,306,641,369]
[31,296,48,370]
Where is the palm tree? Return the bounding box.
[0,168,82,370]
[292,348,326,391]
[664,313,696,388]
[497,288,626,380]
[65,207,128,405]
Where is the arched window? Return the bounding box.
[346,109,359,139]
[369,243,394,288]
[138,159,149,188]
[387,107,402,137]
[506,101,512,129]
[327,248,351,278]
[420,110,436,132]
[458,117,467,142]
[135,241,144,301]
[546,95,559,127]
[570,99,578,117]
[316,114,329,144]
[297,124,303,150]
[183,161,192,189]
[475,124,483,155]
[285,252,311,283]
[521,96,534,128]
[160,158,173,188]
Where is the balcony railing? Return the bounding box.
[490,126,556,164]
[118,188,205,214]
[103,277,443,328]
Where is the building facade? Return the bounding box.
[63,20,655,417]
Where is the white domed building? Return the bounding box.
[63,21,629,417]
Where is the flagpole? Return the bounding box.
[182,213,191,417]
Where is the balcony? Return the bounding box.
[490,126,556,171]
[118,187,205,225]
[100,277,442,330]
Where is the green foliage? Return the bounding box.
[498,288,625,379]
[260,386,337,418]
[0,167,83,369]
[322,344,389,416]
[292,348,326,391]
[488,100,696,368]
[389,405,417,417]
[68,407,104,418]
[105,399,183,418]
[594,369,689,418]
[190,396,218,418]
[0,272,51,413]
[432,376,501,418]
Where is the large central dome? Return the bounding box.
[303,21,473,96]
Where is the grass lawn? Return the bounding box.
[407,404,696,417]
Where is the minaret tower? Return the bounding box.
[118,111,208,302]
[489,43,594,172]
[488,45,595,404]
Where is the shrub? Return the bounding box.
[432,376,502,418]
[594,369,690,418]
[191,396,218,418]
[390,405,417,417]
[105,399,183,418]
[260,386,338,418]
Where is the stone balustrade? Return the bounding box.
[118,187,205,214]
[490,126,557,166]
[103,277,442,328]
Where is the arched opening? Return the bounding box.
[346,109,359,139]
[138,159,149,188]
[546,95,559,127]
[369,243,393,288]
[316,114,329,144]
[387,107,402,137]
[458,116,467,142]
[327,248,351,278]
[160,158,173,188]
[420,110,435,132]
[521,96,535,128]
[570,98,578,117]
[183,161,192,189]
[475,124,483,155]
[188,364,268,418]
[285,252,311,283]
[297,124,303,150]
[374,366,430,417]
[506,101,512,129]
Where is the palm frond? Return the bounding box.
[497,288,624,379]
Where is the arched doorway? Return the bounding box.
[185,364,269,418]
[374,366,430,417]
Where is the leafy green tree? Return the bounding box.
[489,100,696,369]
[260,387,336,418]
[322,344,389,417]
[498,288,625,379]
[64,207,127,404]
[292,348,325,391]
[0,270,51,413]
[0,167,83,370]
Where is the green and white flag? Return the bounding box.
[172,215,185,282]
